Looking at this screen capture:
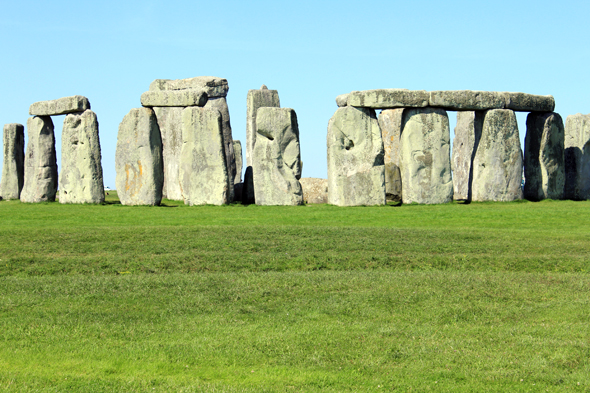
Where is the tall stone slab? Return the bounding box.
[452,111,484,201]
[0,123,25,200]
[253,107,303,206]
[59,110,104,204]
[471,109,523,202]
[246,86,280,167]
[179,107,229,206]
[327,106,385,206]
[153,107,184,200]
[399,108,453,204]
[524,112,565,201]
[564,114,590,200]
[115,108,163,206]
[233,140,243,184]
[20,116,58,203]
[378,109,404,201]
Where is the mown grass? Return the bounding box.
[0,195,589,391]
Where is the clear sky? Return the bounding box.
[1,0,589,189]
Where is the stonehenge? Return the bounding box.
[0,124,25,200]
[378,109,403,201]
[564,114,590,200]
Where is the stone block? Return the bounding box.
[140,90,207,107]
[452,111,484,201]
[0,123,25,200]
[336,94,349,107]
[300,177,328,204]
[503,92,555,112]
[233,140,243,184]
[429,90,505,111]
[29,95,90,116]
[149,76,228,98]
[347,89,429,109]
[378,109,404,201]
[564,113,590,200]
[246,86,280,167]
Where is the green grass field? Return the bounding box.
[1,194,589,392]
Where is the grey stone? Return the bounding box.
[140,90,207,107]
[20,116,58,203]
[115,108,163,206]
[253,107,303,206]
[149,76,229,98]
[564,113,590,200]
[153,107,184,200]
[327,106,385,206]
[348,89,429,109]
[336,94,349,107]
[429,90,505,111]
[452,111,484,201]
[29,95,90,116]
[233,140,243,184]
[378,109,404,201]
[503,92,555,112]
[524,112,565,201]
[179,107,229,206]
[242,166,255,204]
[59,110,105,204]
[0,123,24,200]
[399,108,453,204]
[246,87,280,167]
[300,177,328,204]
[472,109,523,202]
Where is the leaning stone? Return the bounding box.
[347,89,429,109]
[59,110,105,204]
[233,140,243,184]
[399,108,453,204]
[140,90,207,107]
[503,92,555,112]
[20,116,58,203]
[115,108,163,206]
[149,76,228,98]
[0,123,25,200]
[472,109,523,202]
[153,107,184,200]
[336,94,349,107]
[300,178,328,204]
[378,109,404,201]
[179,107,229,206]
[452,111,484,201]
[327,106,385,206]
[246,87,280,167]
[253,108,303,206]
[429,90,504,111]
[29,95,90,116]
[564,113,590,200]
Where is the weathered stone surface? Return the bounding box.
[472,109,523,202]
[348,89,429,109]
[399,108,453,204]
[300,177,328,204]
[140,90,207,107]
[327,106,385,206]
[564,113,590,200]
[0,123,25,200]
[179,107,229,206]
[253,108,303,206]
[246,87,280,167]
[233,140,243,184]
[149,76,228,98]
[378,109,404,201]
[153,107,184,200]
[20,116,58,203]
[336,94,349,107]
[524,112,565,201]
[242,166,255,204]
[115,108,163,206]
[429,90,505,111]
[503,92,555,112]
[452,111,484,201]
[59,110,104,204]
[29,95,90,116]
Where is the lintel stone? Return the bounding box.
[502,92,555,112]
[348,89,429,109]
[29,95,90,116]
[429,90,504,111]
[141,90,208,107]
[149,76,228,98]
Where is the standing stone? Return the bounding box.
[115,108,163,206]
[327,106,385,206]
[300,177,328,204]
[246,86,280,167]
[399,108,453,204]
[0,123,25,200]
[378,109,404,201]
[59,110,105,204]
[452,111,484,201]
[471,109,523,202]
[253,107,303,206]
[233,140,243,184]
[20,116,58,203]
[179,107,229,206]
[564,114,590,200]
[153,107,184,200]
[524,112,565,201]
[242,166,255,204]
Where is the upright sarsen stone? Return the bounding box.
[472,109,523,202]
[153,107,184,200]
[327,106,385,206]
[246,86,280,167]
[452,111,484,201]
[20,116,58,203]
[524,112,565,201]
[399,108,453,204]
[205,96,235,201]
[115,108,163,206]
[0,123,25,200]
[233,140,243,184]
[564,114,590,200]
[378,109,403,201]
[253,107,303,206]
[59,110,105,204]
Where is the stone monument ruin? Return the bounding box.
[0,123,25,200]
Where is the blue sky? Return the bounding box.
[1,0,589,189]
